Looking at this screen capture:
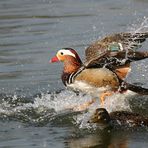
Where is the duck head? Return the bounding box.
[50,48,83,73]
[88,108,111,124]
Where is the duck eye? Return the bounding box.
[60,52,64,55]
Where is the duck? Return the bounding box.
[50,32,148,109]
[88,108,148,129]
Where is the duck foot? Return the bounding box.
[100,91,113,107]
[73,99,96,111]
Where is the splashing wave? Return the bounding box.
[0,89,147,129]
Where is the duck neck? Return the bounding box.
[63,57,83,74]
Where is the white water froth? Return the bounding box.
[0,89,141,128]
[128,16,148,33]
[74,90,137,129]
[34,90,135,112]
[33,89,137,128]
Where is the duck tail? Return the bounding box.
[119,81,148,95]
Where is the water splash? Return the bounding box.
[128,16,148,33]
[0,90,92,126]
[0,87,148,129]
[74,90,138,129]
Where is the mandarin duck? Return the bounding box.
[88,108,148,128]
[50,32,148,109]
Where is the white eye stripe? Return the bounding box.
[58,49,76,58]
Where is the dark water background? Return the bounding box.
[0,0,148,147]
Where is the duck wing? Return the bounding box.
[120,80,148,95]
[84,32,148,69]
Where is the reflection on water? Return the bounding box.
[68,129,148,148]
[68,131,128,148]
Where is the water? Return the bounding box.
[0,0,148,147]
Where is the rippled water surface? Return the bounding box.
[0,0,148,147]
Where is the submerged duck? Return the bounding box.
[50,32,148,109]
[88,108,148,128]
